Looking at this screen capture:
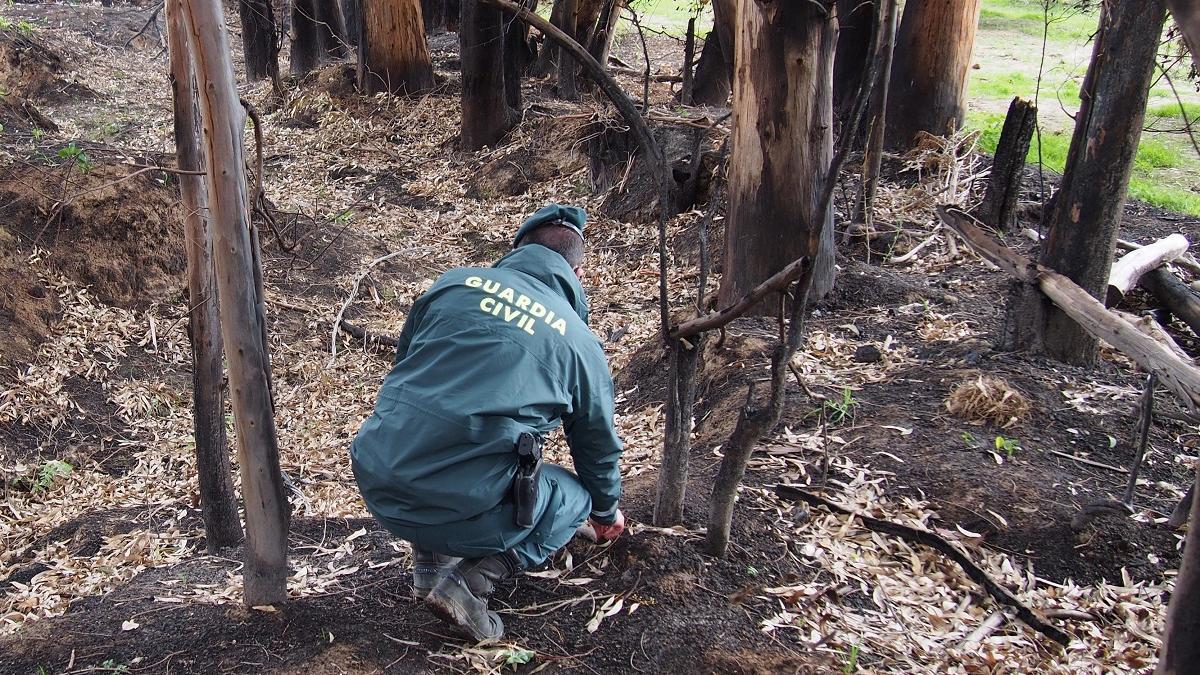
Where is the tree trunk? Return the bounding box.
[832,0,874,122]
[1004,0,1168,365]
[585,0,620,74]
[447,0,461,31]
[857,0,898,228]
[238,0,279,82]
[342,0,361,45]
[654,337,703,526]
[557,0,580,100]
[291,0,323,74]
[1142,267,1200,338]
[422,0,448,32]
[886,0,982,149]
[314,0,350,59]
[679,17,696,105]
[1168,0,1200,68]
[978,96,1036,231]
[502,0,535,109]
[690,0,734,107]
[530,0,567,75]
[718,0,837,310]
[358,0,435,94]
[178,0,290,607]
[1155,465,1200,674]
[461,0,516,149]
[167,0,243,553]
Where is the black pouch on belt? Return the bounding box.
[512,432,543,528]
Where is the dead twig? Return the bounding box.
[329,251,405,361]
[774,484,1071,646]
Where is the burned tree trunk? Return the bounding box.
[314,0,350,59]
[690,0,734,107]
[178,0,290,607]
[531,0,568,76]
[832,0,875,122]
[979,97,1036,231]
[343,0,361,45]
[358,0,435,94]
[718,0,837,309]
[502,0,536,109]
[461,0,516,149]
[167,0,242,553]
[291,0,324,74]
[857,0,898,228]
[1155,466,1200,674]
[423,0,449,32]
[585,0,620,67]
[886,0,982,149]
[1004,0,1168,365]
[238,0,278,82]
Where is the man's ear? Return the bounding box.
[573,266,584,279]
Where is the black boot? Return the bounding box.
[412,547,462,599]
[426,551,522,641]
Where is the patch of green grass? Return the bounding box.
[967,111,1200,215]
[1129,178,1200,214]
[625,0,709,35]
[1147,101,1200,121]
[969,71,1037,99]
[979,0,1097,42]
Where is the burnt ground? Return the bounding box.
[0,2,1196,674]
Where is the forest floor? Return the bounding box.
[0,2,1197,674]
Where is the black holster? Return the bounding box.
[511,431,543,528]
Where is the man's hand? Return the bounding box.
[578,509,624,543]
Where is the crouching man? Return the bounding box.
[350,204,625,641]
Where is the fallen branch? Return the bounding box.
[1117,238,1200,276]
[938,206,1200,412]
[1141,267,1200,338]
[669,257,808,340]
[338,319,399,354]
[1107,233,1189,305]
[609,66,682,82]
[774,484,1071,646]
[329,251,404,360]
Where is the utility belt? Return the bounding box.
[511,431,543,528]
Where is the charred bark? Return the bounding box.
[718,0,837,309]
[690,0,734,107]
[461,0,517,149]
[857,0,898,227]
[886,0,982,149]
[342,0,361,45]
[358,0,436,94]
[557,0,580,100]
[178,0,290,607]
[1004,0,1168,365]
[238,0,279,82]
[167,0,243,553]
[290,0,323,74]
[979,97,1036,231]
[314,0,350,59]
[422,0,449,32]
[832,0,875,123]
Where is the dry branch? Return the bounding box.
[774,484,1071,646]
[1107,234,1189,305]
[329,250,404,359]
[938,206,1200,412]
[1141,267,1200,338]
[669,257,808,340]
[1117,238,1200,275]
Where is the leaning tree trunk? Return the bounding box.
[238,0,278,82]
[690,0,734,107]
[1004,0,1168,365]
[358,0,435,94]
[167,0,242,553]
[1158,465,1200,674]
[857,0,898,228]
[886,0,982,149]
[832,0,875,123]
[461,0,516,149]
[178,0,290,607]
[718,0,837,309]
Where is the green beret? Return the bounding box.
[512,203,587,248]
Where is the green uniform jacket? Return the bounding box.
[351,244,623,533]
